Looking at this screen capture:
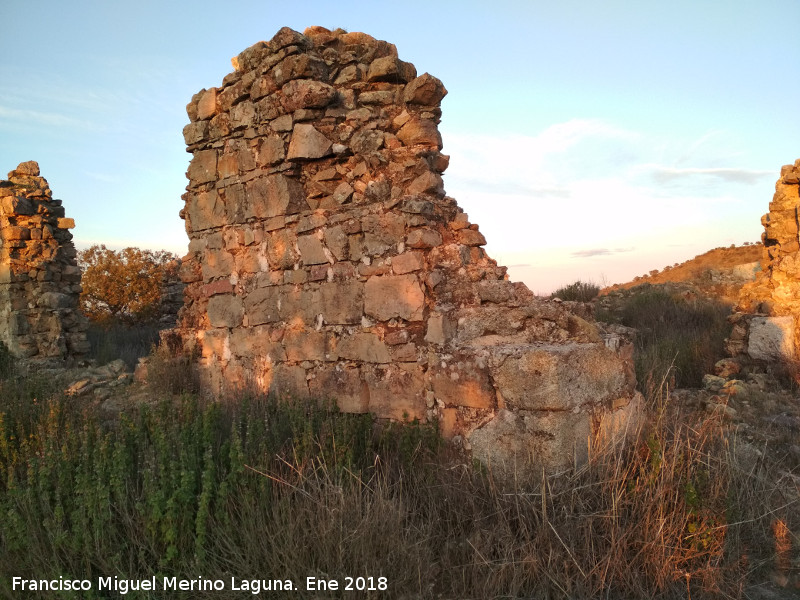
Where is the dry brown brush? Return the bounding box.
[0,356,796,599]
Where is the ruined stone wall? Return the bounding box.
[173,26,640,475]
[729,160,800,362]
[0,161,89,362]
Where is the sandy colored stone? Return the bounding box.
[284,330,328,361]
[309,365,369,412]
[187,149,217,184]
[403,73,447,105]
[196,88,218,120]
[319,281,363,324]
[392,251,424,274]
[337,332,391,363]
[287,123,333,160]
[246,174,308,219]
[406,228,442,249]
[397,118,442,149]
[364,364,425,421]
[297,234,329,265]
[188,189,226,231]
[491,343,629,412]
[365,274,425,322]
[748,316,795,360]
[244,286,281,325]
[229,325,287,361]
[430,359,495,409]
[470,409,593,478]
[207,294,244,328]
[281,79,337,111]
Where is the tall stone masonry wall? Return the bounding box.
[729,159,800,362]
[173,26,641,475]
[0,161,89,362]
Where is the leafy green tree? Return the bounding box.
[79,245,179,324]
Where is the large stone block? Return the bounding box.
[748,315,795,361]
[187,149,217,185]
[337,332,391,363]
[284,329,328,361]
[230,325,287,361]
[309,365,369,412]
[364,274,425,322]
[430,357,495,409]
[364,364,426,421]
[187,189,226,232]
[319,281,363,324]
[207,294,244,328]
[246,174,308,218]
[469,409,593,478]
[287,124,333,160]
[490,343,628,412]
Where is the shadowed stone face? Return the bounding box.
[172,26,640,477]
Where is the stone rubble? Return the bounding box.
[0,161,89,362]
[171,26,641,475]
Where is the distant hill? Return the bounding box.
[600,243,763,303]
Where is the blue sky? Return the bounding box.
[1,0,797,293]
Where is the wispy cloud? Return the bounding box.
[84,171,119,183]
[571,247,636,258]
[649,166,772,185]
[0,105,85,128]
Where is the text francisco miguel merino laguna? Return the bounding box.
[12,575,389,594]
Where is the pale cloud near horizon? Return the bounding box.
[442,118,767,291]
[0,104,86,129]
[571,247,636,258]
[648,165,772,185]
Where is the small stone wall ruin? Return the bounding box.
[0,161,88,362]
[730,160,800,363]
[172,26,641,474]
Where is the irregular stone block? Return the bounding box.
[748,315,795,360]
[337,332,391,363]
[404,73,447,105]
[470,409,593,478]
[490,343,629,412]
[281,79,337,111]
[364,364,425,421]
[230,325,287,361]
[430,358,495,409]
[364,274,425,322]
[284,329,328,361]
[309,365,368,412]
[397,118,442,149]
[246,174,308,218]
[297,234,329,265]
[207,294,244,328]
[287,123,332,160]
[188,189,226,231]
[187,149,217,185]
[319,281,363,324]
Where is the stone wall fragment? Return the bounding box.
[171,27,640,476]
[0,162,88,362]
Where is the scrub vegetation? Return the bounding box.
[0,337,797,599]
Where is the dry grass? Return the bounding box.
[0,368,800,598]
[0,347,797,598]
